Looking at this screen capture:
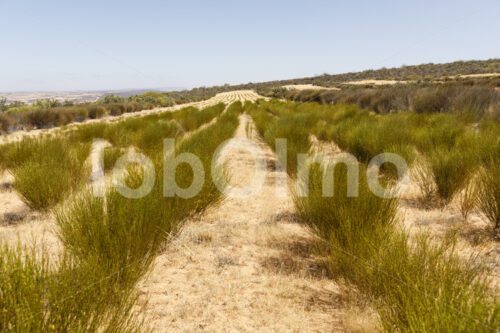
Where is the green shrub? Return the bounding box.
[87,106,106,119]
[173,103,225,132]
[294,160,499,332]
[55,101,239,315]
[73,107,89,122]
[263,114,311,176]
[0,114,12,133]
[71,122,107,143]
[295,163,398,275]
[476,163,500,234]
[411,156,437,201]
[428,146,474,204]
[2,101,238,331]
[107,103,126,116]
[0,244,141,332]
[103,146,125,171]
[133,120,182,154]
[8,137,90,210]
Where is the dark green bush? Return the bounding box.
[73,107,89,122]
[0,114,12,133]
[411,87,450,113]
[87,105,107,119]
[4,137,91,210]
[107,103,126,116]
[294,149,499,332]
[477,163,500,234]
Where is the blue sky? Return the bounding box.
[0,0,499,92]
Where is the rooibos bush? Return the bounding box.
[0,114,12,133]
[87,106,106,119]
[107,103,126,116]
[476,163,500,235]
[428,145,475,205]
[9,137,90,210]
[294,155,499,332]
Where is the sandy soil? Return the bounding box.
[136,115,375,332]
[282,84,340,91]
[342,73,499,86]
[343,79,406,86]
[451,73,500,79]
[0,170,61,259]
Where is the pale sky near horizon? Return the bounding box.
[0,0,499,92]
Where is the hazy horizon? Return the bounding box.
[1,57,498,94]
[0,86,186,94]
[1,0,499,92]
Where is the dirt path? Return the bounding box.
[137,115,349,332]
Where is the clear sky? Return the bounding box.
[0,0,499,92]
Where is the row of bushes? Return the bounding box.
[247,101,500,331]
[252,100,500,232]
[98,91,174,108]
[296,162,499,332]
[0,104,226,210]
[0,91,179,134]
[272,82,500,119]
[0,103,145,133]
[0,102,242,331]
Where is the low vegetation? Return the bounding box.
[0,137,90,210]
[0,92,175,134]
[295,162,499,332]
[247,100,500,331]
[0,102,245,331]
[477,162,500,236]
[1,57,499,331]
[274,81,500,119]
[162,59,500,102]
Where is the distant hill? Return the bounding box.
[165,59,500,102]
[1,87,185,105]
[107,87,185,98]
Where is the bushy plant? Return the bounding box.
[0,243,142,332]
[106,103,126,116]
[411,87,450,113]
[6,137,90,210]
[87,105,107,119]
[294,157,499,332]
[0,113,12,133]
[428,145,474,204]
[476,163,500,235]
[99,94,126,104]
